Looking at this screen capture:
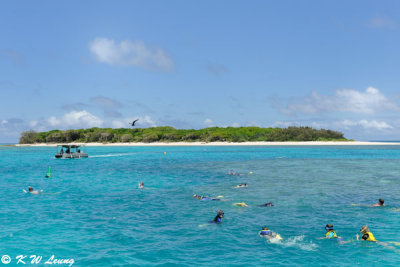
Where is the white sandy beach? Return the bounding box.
[13,141,400,147]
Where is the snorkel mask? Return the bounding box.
[325,224,334,231]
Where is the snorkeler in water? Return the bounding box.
[259,202,274,207]
[322,224,342,239]
[371,198,385,207]
[213,210,224,223]
[234,183,248,188]
[193,194,221,201]
[259,226,282,240]
[138,182,144,189]
[357,225,377,242]
[352,198,386,207]
[28,186,40,195]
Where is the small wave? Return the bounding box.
[278,235,318,251]
[90,153,136,158]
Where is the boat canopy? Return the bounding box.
[57,145,84,148]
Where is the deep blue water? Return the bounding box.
[1,145,400,266]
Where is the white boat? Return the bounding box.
[55,145,88,158]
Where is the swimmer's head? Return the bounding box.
[379,198,384,205]
[325,224,334,231]
[360,225,369,234]
[262,226,269,230]
[217,210,224,217]
[28,186,33,192]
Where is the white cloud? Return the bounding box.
[89,38,174,72]
[338,119,393,130]
[46,110,103,128]
[204,118,213,125]
[47,116,60,127]
[282,87,400,115]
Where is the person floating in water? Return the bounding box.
[322,224,340,239]
[28,186,40,195]
[234,183,248,188]
[193,194,221,201]
[357,225,377,242]
[259,226,282,240]
[213,210,224,223]
[138,182,144,189]
[259,202,274,207]
[352,198,385,207]
[371,198,385,207]
[234,202,248,207]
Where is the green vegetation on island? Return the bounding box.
[19,126,347,144]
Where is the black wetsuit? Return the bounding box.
[259,203,274,207]
[213,214,223,223]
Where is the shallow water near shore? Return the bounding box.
[1,145,400,266]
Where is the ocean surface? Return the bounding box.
[1,145,400,266]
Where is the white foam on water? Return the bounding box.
[90,153,136,158]
[278,235,319,251]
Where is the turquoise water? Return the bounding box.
[1,145,400,266]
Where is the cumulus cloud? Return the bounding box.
[89,38,175,72]
[280,87,400,115]
[46,110,103,128]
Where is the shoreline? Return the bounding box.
[12,141,400,147]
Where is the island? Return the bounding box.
[18,126,348,144]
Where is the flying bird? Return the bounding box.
[130,119,139,127]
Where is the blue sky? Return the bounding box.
[1,0,400,142]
